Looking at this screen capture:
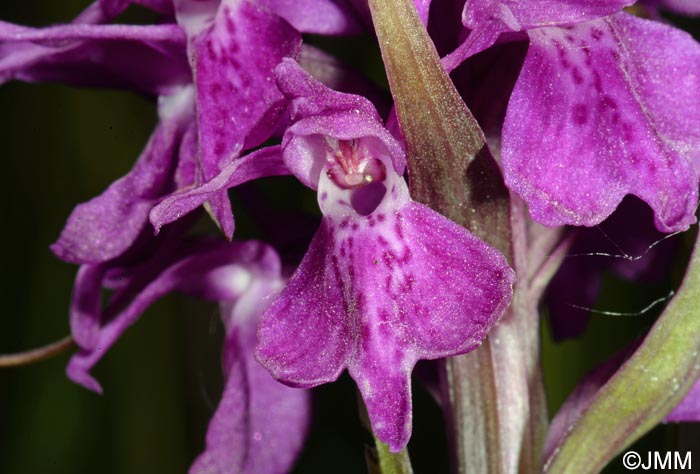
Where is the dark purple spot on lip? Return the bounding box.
[384,275,393,292]
[351,182,387,216]
[571,67,583,85]
[593,71,602,92]
[600,95,617,111]
[320,192,328,201]
[590,27,603,41]
[383,250,396,269]
[225,13,236,34]
[572,103,588,125]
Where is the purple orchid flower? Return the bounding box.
[254,59,515,452]
[66,224,310,474]
[1,0,368,265]
[444,1,700,235]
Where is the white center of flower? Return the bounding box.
[326,139,386,190]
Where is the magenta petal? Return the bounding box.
[51,87,195,264]
[463,0,633,33]
[149,146,291,236]
[69,264,109,351]
[276,59,405,186]
[257,0,363,34]
[179,0,301,181]
[255,220,349,386]
[0,22,189,95]
[503,13,700,232]
[191,327,309,474]
[666,379,700,422]
[66,239,277,392]
[257,178,514,451]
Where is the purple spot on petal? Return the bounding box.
[600,95,617,111]
[593,71,602,92]
[225,14,236,34]
[571,67,583,85]
[383,250,396,269]
[591,28,603,41]
[352,223,359,231]
[320,192,328,201]
[394,214,404,240]
[572,103,588,125]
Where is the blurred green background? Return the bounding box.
[0,1,698,473]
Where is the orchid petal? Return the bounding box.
[192,276,309,474]
[463,0,633,34]
[257,0,363,34]
[276,58,405,186]
[257,169,514,451]
[149,146,291,236]
[503,13,700,232]
[66,239,276,393]
[191,335,310,474]
[178,0,301,179]
[0,22,189,95]
[51,86,195,264]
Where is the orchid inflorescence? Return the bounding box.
[2,0,700,472]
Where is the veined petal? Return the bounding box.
[51,86,195,264]
[502,13,700,232]
[149,146,291,236]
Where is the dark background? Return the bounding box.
[0,2,698,473]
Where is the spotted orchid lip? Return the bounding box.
[256,58,515,452]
